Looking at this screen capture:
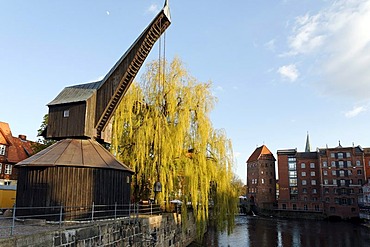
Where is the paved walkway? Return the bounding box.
[0,214,62,239]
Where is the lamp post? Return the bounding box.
[154,181,162,204]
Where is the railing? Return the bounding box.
[0,202,162,238]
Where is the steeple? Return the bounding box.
[305,132,311,152]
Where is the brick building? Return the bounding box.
[246,145,276,210]
[277,135,367,219]
[0,122,35,187]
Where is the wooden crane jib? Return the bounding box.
[95,3,171,140]
[46,2,171,144]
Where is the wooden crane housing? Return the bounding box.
[47,3,171,143]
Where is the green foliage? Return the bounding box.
[32,114,56,153]
[111,57,238,236]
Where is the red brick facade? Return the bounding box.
[246,145,276,210]
[277,145,367,219]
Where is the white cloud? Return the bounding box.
[285,0,370,99]
[264,39,276,52]
[147,4,159,14]
[277,64,299,82]
[216,85,224,91]
[234,152,241,158]
[344,105,367,118]
[106,11,110,16]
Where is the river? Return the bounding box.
[198,215,370,247]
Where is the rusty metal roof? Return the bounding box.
[15,139,134,173]
[47,81,103,106]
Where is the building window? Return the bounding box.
[289,162,296,170]
[326,197,330,202]
[261,178,265,184]
[340,179,345,186]
[0,145,6,156]
[357,170,362,175]
[289,179,297,186]
[332,170,336,176]
[4,181,11,186]
[323,161,327,167]
[348,170,352,176]
[338,153,343,159]
[324,179,329,185]
[323,170,328,176]
[311,180,317,185]
[315,205,320,211]
[126,176,130,184]
[312,188,317,194]
[331,153,335,158]
[4,164,12,175]
[339,161,344,168]
[347,161,351,167]
[346,152,351,158]
[331,161,336,167]
[63,109,70,118]
[282,204,286,209]
[0,163,2,173]
[356,160,361,166]
[339,170,345,177]
[310,171,315,176]
[324,188,329,193]
[301,163,306,168]
[302,180,307,185]
[302,171,306,177]
[310,163,315,168]
[302,188,307,193]
[261,171,264,174]
[359,179,363,185]
[293,204,297,210]
[289,171,297,177]
[304,204,308,210]
[333,179,337,185]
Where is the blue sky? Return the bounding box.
[2,0,370,183]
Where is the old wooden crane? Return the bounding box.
[46,1,171,144]
[15,2,171,219]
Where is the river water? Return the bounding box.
[199,216,370,247]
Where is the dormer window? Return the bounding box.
[63,109,70,118]
[0,145,6,156]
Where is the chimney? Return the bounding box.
[18,135,27,141]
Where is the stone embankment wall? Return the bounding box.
[0,213,197,247]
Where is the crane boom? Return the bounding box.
[95,2,171,139]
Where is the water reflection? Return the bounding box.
[201,216,370,247]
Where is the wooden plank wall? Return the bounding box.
[47,103,87,139]
[16,167,131,219]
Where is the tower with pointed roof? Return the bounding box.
[305,132,311,152]
[246,145,276,211]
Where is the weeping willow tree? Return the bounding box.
[111,57,238,235]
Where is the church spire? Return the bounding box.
[305,132,311,152]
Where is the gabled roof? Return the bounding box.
[16,138,134,173]
[247,145,276,163]
[0,122,13,145]
[0,122,35,163]
[47,80,103,106]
